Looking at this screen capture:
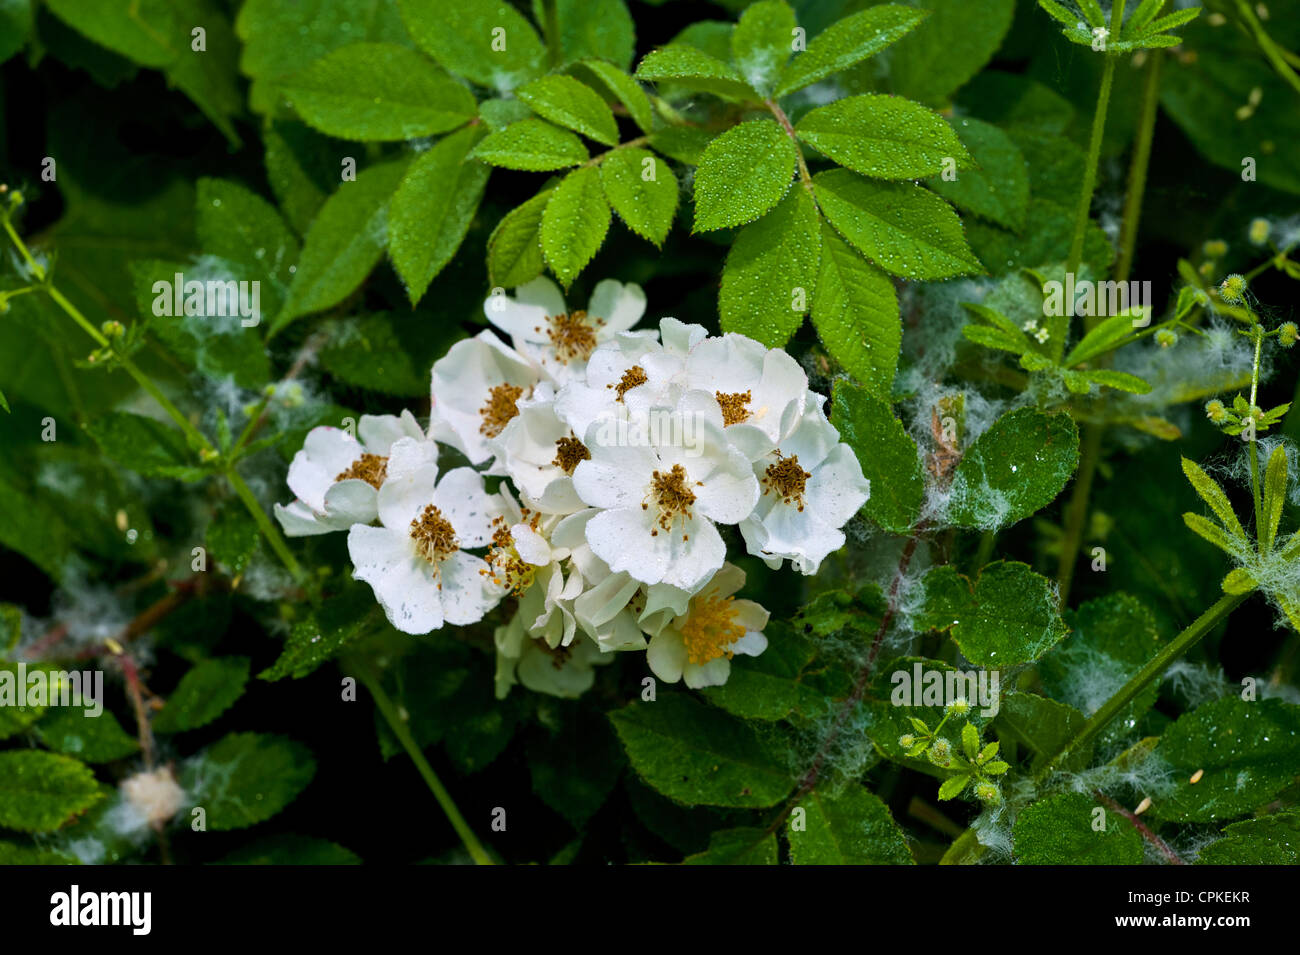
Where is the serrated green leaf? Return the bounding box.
[774,4,927,97]
[319,312,451,397]
[600,148,678,246]
[730,0,795,97]
[389,126,490,303]
[207,505,261,576]
[154,657,250,734]
[718,187,819,346]
[1014,791,1143,864]
[694,120,796,232]
[518,74,619,146]
[579,59,653,133]
[813,229,901,397]
[1063,312,1138,367]
[470,118,589,171]
[196,178,299,286]
[399,0,544,92]
[700,622,825,721]
[684,827,777,864]
[1180,456,1247,541]
[284,42,475,141]
[797,95,970,180]
[889,0,1014,105]
[946,408,1079,529]
[84,412,209,482]
[487,188,554,288]
[1262,443,1287,554]
[536,0,635,70]
[967,197,1113,278]
[540,166,610,288]
[927,117,1028,231]
[634,44,755,101]
[815,169,981,280]
[36,707,139,763]
[0,750,103,833]
[181,732,315,830]
[609,693,793,808]
[1084,369,1151,394]
[831,380,924,533]
[938,774,971,800]
[1197,811,1300,865]
[918,561,1068,667]
[1155,698,1300,823]
[995,693,1087,762]
[789,786,913,864]
[274,158,410,334]
[260,583,377,681]
[528,708,624,829]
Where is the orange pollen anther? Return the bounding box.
[410,504,459,563]
[680,592,746,665]
[335,452,388,489]
[479,382,525,438]
[716,390,752,426]
[763,451,811,511]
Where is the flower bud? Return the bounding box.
[927,737,952,768]
[1155,329,1177,348]
[974,781,1001,805]
[1202,239,1227,258]
[1205,399,1227,423]
[1219,274,1247,304]
[1248,218,1270,246]
[1279,322,1298,348]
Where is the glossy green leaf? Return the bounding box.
[796,95,971,180]
[600,148,679,246]
[470,118,589,171]
[774,4,928,97]
[831,380,924,533]
[540,166,611,288]
[694,120,797,232]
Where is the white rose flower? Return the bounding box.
[644,564,770,688]
[347,439,504,634]
[273,410,426,536]
[682,333,810,461]
[490,382,587,514]
[483,276,646,386]
[494,617,613,699]
[572,390,759,592]
[740,393,870,574]
[430,330,539,467]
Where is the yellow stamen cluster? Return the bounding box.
[537,310,602,363]
[552,435,590,474]
[643,464,699,536]
[335,452,388,489]
[680,591,745,665]
[763,451,811,511]
[410,505,459,564]
[715,390,752,426]
[609,365,648,402]
[482,512,540,595]
[479,382,525,437]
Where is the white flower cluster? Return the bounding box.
[274,278,869,698]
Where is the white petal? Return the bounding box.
[358,410,424,453]
[431,467,497,546]
[274,499,349,537]
[645,630,686,683]
[321,479,380,526]
[348,525,443,634]
[587,280,646,334]
[439,550,499,626]
[807,443,871,528]
[512,524,552,565]
[731,629,768,657]
[684,657,731,689]
[376,437,439,529]
[287,427,362,511]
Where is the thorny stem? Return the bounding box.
[346,659,494,866]
[1094,789,1186,865]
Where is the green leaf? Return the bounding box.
[730,0,795,97]
[153,657,251,734]
[926,117,1028,231]
[694,120,796,232]
[797,95,971,180]
[284,42,475,141]
[1197,811,1300,865]
[207,507,262,577]
[831,380,924,533]
[0,0,32,64]
[398,0,545,92]
[967,197,1114,278]
[196,178,299,286]
[214,834,361,865]
[85,412,209,482]
[528,706,625,829]
[1063,313,1138,367]
[537,0,635,70]
[889,0,1014,105]
[264,120,336,235]
[0,661,51,739]
[788,785,913,864]
[648,126,713,165]
[36,708,139,763]
[1180,456,1247,541]
[994,693,1087,761]
[180,732,316,830]
[470,118,589,171]
[937,774,971,801]
[774,4,927,97]
[634,44,755,101]
[0,841,78,865]
[917,560,1068,667]
[600,148,679,246]
[275,158,410,334]
[540,166,611,288]
[1154,698,1300,823]
[700,622,826,721]
[579,59,653,133]
[946,408,1079,529]
[0,750,103,833]
[609,693,793,808]
[260,583,378,681]
[718,187,820,347]
[815,169,981,280]
[479,97,533,130]
[813,229,901,397]
[1262,443,1287,554]
[1013,791,1143,864]
[517,74,619,146]
[684,827,777,864]
[319,312,453,397]
[1184,512,1246,557]
[389,126,490,303]
[487,188,554,288]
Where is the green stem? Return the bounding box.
[225,467,305,583]
[1065,55,1117,284]
[1056,423,1103,601]
[1115,50,1162,285]
[346,660,494,865]
[1248,324,1264,532]
[1234,0,1300,96]
[1039,591,1247,776]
